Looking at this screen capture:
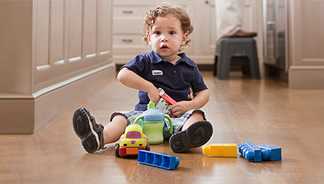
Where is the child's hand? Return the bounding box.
[147,86,160,103]
[170,101,191,117]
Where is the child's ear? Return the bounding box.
[183,32,189,42]
[182,32,190,45]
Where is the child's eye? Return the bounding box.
[153,31,161,35]
[169,31,177,35]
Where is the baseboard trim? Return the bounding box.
[0,64,116,134]
[33,63,114,98]
[289,66,324,89]
[0,98,35,134]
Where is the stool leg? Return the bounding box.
[213,55,217,76]
[247,40,260,79]
[217,55,231,80]
[247,53,260,79]
[242,62,250,76]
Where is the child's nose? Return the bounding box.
[160,34,168,41]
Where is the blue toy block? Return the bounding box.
[238,143,262,162]
[239,143,282,162]
[258,144,282,161]
[137,150,180,170]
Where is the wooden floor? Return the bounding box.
[1,72,324,184]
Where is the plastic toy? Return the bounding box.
[257,144,282,161]
[159,88,176,105]
[115,124,150,157]
[202,144,238,157]
[137,150,180,170]
[134,101,173,145]
[238,142,282,162]
[238,142,262,162]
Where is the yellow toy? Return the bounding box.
[202,144,237,157]
[115,124,150,157]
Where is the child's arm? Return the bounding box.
[190,89,209,109]
[117,68,160,102]
[171,89,209,117]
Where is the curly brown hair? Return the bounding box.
[143,4,194,49]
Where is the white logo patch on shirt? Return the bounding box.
[152,70,163,76]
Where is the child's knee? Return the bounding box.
[110,112,126,120]
[191,109,206,120]
[112,115,127,121]
[110,112,129,125]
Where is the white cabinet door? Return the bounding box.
[189,0,216,64]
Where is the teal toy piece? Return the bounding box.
[134,101,173,144]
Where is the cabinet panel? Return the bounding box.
[114,6,147,18]
[114,35,145,48]
[33,0,113,90]
[66,0,82,61]
[83,0,97,57]
[97,0,112,54]
[50,0,64,65]
[291,0,324,65]
[34,0,50,68]
[288,0,324,89]
[0,0,33,94]
[191,0,215,56]
[113,18,144,34]
[301,0,324,61]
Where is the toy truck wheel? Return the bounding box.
[115,144,120,157]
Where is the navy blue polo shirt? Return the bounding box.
[123,51,208,111]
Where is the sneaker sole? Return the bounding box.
[170,121,213,153]
[72,107,101,151]
[82,133,100,153]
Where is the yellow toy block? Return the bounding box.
[202,144,238,157]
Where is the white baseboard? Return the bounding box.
[289,66,324,89]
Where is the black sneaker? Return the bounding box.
[169,120,213,153]
[72,107,104,153]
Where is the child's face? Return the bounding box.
[148,14,187,61]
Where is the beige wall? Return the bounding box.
[0,0,115,134]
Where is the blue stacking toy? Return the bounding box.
[137,150,180,170]
[238,143,262,162]
[239,143,282,162]
[258,144,282,161]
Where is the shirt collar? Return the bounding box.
[148,51,195,67]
